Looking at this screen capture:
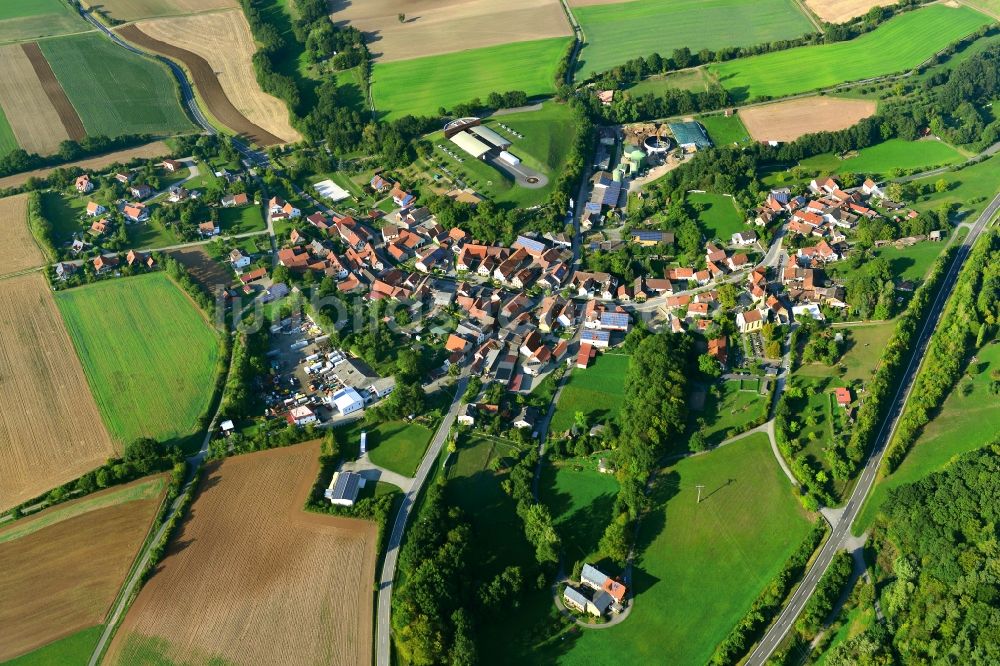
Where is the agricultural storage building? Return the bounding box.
[324,471,365,506]
[331,387,365,415]
[450,131,492,159]
[469,124,511,149]
[668,122,712,152]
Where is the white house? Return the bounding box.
[736,308,767,333]
[331,387,364,415]
[731,230,758,246]
[288,405,317,426]
[229,249,251,270]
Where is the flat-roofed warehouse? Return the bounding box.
[469,125,511,150]
[450,131,492,159]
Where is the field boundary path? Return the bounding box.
[88,329,236,666]
[745,191,1000,665]
[375,377,468,666]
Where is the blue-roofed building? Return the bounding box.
[514,235,546,257]
[324,471,364,506]
[599,311,630,332]
[668,121,712,152]
[581,329,611,348]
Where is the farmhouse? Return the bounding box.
[732,230,758,246]
[324,470,364,506]
[161,159,183,172]
[198,222,220,237]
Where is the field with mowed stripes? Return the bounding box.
[55,272,220,445]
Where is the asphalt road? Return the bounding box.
[746,191,1000,665]
[375,377,468,666]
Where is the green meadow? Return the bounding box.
[699,113,751,147]
[911,152,1000,219]
[39,33,193,138]
[549,353,629,434]
[534,435,812,664]
[56,272,220,444]
[540,457,620,564]
[797,139,966,178]
[0,0,87,44]
[708,5,992,101]
[0,108,17,157]
[334,419,434,477]
[574,0,814,78]
[693,378,768,446]
[2,626,104,666]
[371,38,570,119]
[690,191,745,240]
[855,339,1000,532]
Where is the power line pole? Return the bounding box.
[696,484,705,504]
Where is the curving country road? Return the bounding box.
[375,377,467,666]
[745,191,1000,665]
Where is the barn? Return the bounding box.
[668,121,712,152]
[450,131,492,159]
[324,471,365,506]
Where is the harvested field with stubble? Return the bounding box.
[0,273,117,513]
[0,194,45,276]
[330,0,571,62]
[805,0,898,24]
[20,42,86,142]
[0,44,73,155]
[739,96,877,142]
[0,140,171,190]
[0,476,166,662]
[121,9,299,145]
[106,442,377,666]
[82,0,237,22]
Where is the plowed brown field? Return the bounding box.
[330,0,571,62]
[20,42,86,142]
[169,246,232,292]
[804,0,897,23]
[0,273,117,512]
[739,96,877,142]
[0,194,46,276]
[0,141,170,190]
[119,10,299,145]
[0,44,71,155]
[106,441,377,666]
[0,477,166,661]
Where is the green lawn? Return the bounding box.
[447,436,535,583]
[574,0,814,78]
[422,102,576,208]
[40,191,91,246]
[0,107,16,157]
[708,5,992,102]
[55,272,220,445]
[911,152,1000,219]
[699,113,751,147]
[797,139,965,178]
[689,192,745,240]
[2,625,103,666]
[371,37,571,119]
[0,477,165,545]
[693,379,767,446]
[39,33,194,138]
[125,219,179,250]
[348,420,434,477]
[797,321,895,385]
[219,205,266,234]
[540,457,620,564]
[0,0,87,44]
[827,241,947,288]
[550,353,629,434]
[536,434,812,664]
[855,339,1000,532]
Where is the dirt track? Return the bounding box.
[116,24,285,147]
[105,441,377,666]
[20,42,86,142]
[0,273,117,513]
[0,194,46,276]
[0,478,164,661]
[739,96,877,142]
[0,141,171,191]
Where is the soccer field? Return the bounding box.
[708,5,992,101]
[573,0,814,78]
[56,272,220,445]
[39,32,194,138]
[370,38,570,120]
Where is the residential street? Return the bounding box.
[375,377,468,666]
[745,191,1000,665]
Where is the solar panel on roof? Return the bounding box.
[582,330,611,341]
[600,312,629,327]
